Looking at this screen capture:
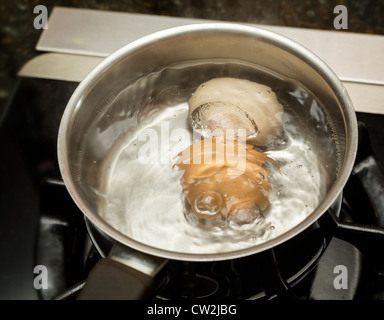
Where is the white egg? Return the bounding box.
[188,77,284,146]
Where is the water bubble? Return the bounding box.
[228,204,263,230]
[270,225,275,230]
[194,191,223,217]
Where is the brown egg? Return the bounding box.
[188,78,284,146]
[174,137,279,229]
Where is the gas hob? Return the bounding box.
[1,7,384,301]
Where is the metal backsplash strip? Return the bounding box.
[22,6,384,114]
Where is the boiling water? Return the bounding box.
[97,60,338,254]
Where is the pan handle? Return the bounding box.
[77,244,168,300]
[77,258,155,300]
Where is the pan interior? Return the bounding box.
[80,59,339,255]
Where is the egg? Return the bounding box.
[174,137,279,229]
[188,77,284,146]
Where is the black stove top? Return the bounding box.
[1,76,384,301]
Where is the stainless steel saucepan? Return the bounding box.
[57,23,358,299]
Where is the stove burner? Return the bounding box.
[158,264,223,299]
[2,77,384,300]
